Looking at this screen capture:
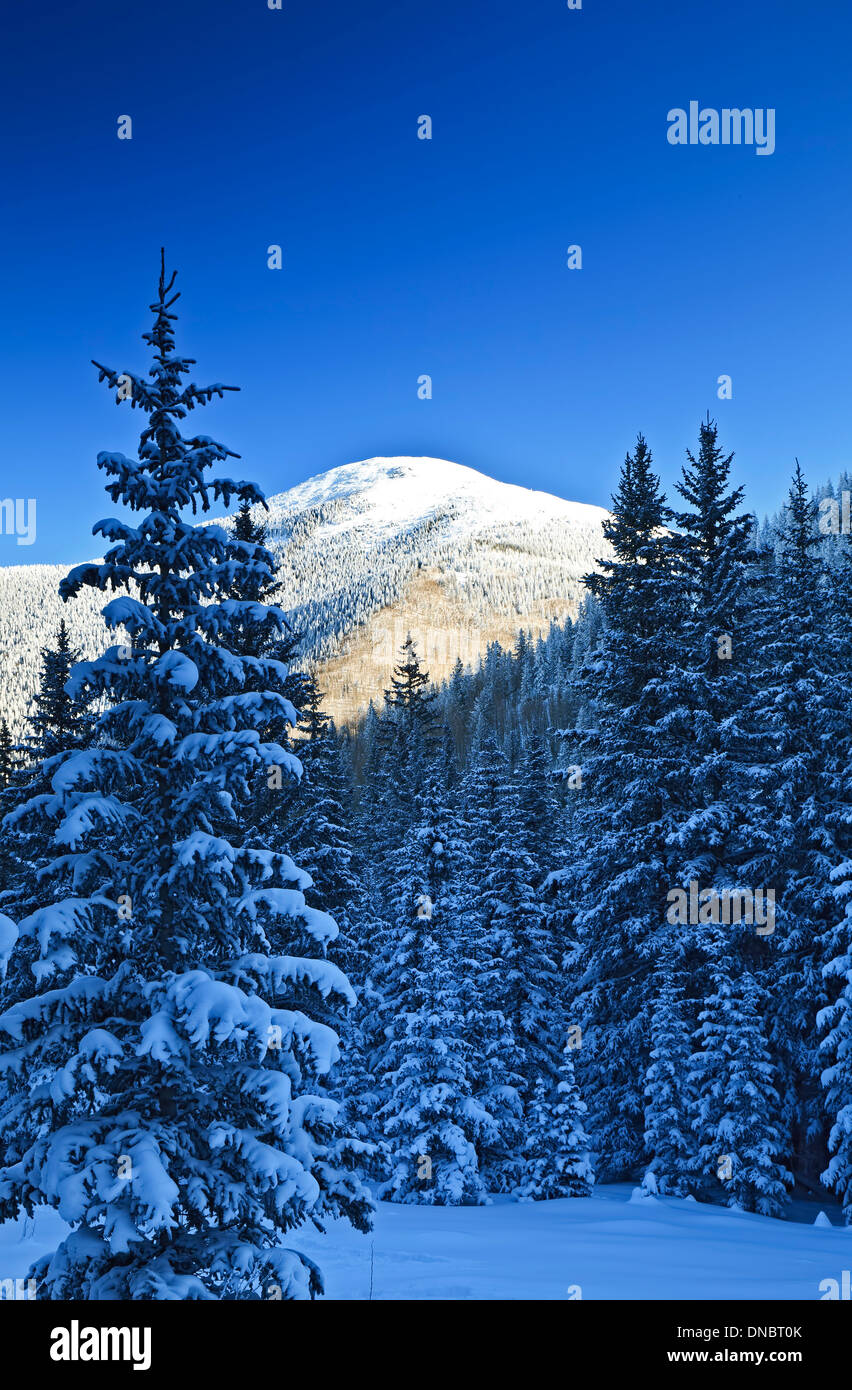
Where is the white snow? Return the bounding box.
[1,1187,845,1300]
[278,456,608,541]
[0,914,18,980]
[152,651,199,692]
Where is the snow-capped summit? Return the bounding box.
[271,456,607,539]
[0,456,610,732]
[255,456,611,721]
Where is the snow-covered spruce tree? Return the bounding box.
[0,256,368,1299]
[643,944,696,1196]
[666,418,764,983]
[372,635,439,839]
[819,884,852,1220]
[688,959,791,1215]
[432,722,461,799]
[384,632,435,716]
[353,634,442,985]
[228,497,306,706]
[552,434,686,1180]
[0,720,15,789]
[750,465,845,1187]
[0,714,30,928]
[0,623,96,1005]
[515,1043,593,1202]
[222,498,306,909]
[286,678,361,941]
[22,621,96,765]
[282,675,383,1174]
[665,420,790,1202]
[374,773,493,1205]
[818,525,852,1220]
[222,530,372,1227]
[455,736,524,1185]
[443,656,475,766]
[460,735,562,1193]
[515,732,562,880]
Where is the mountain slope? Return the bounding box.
[0,457,610,733]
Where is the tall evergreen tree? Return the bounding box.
[668,417,762,959]
[688,961,791,1216]
[383,633,435,718]
[374,778,493,1205]
[555,434,685,1179]
[515,1042,593,1201]
[667,419,788,1201]
[644,944,696,1195]
[516,732,561,878]
[359,636,440,901]
[460,736,565,1192]
[23,621,94,764]
[817,497,852,1221]
[0,721,14,789]
[820,880,852,1220]
[750,465,843,1187]
[0,256,368,1300]
[1,624,96,1000]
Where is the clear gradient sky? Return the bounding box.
[2,0,851,563]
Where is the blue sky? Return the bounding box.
[2,0,850,562]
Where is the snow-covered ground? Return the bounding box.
[2,1187,847,1300]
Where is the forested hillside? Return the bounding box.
[0,456,609,736]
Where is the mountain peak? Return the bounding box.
[0,455,610,734]
[270,456,608,539]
